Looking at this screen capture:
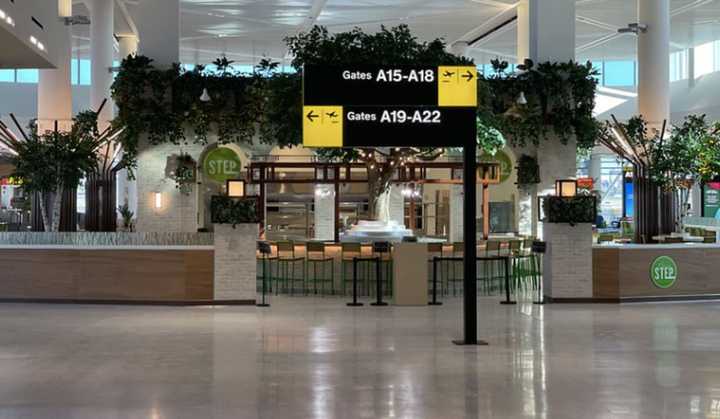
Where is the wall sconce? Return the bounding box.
[154,192,163,209]
[555,179,578,197]
[226,180,245,197]
[58,0,72,18]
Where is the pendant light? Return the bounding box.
[199,88,211,102]
[516,91,527,105]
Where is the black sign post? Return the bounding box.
[302,65,486,345]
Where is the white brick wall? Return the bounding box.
[542,222,593,299]
[388,185,405,226]
[135,139,206,233]
[213,223,258,302]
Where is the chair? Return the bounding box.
[306,242,335,295]
[341,242,363,295]
[272,241,306,295]
[481,241,502,293]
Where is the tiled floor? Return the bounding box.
[1,297,719,418]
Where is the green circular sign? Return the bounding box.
[650,256,678,289]
[203,147,242,183]
[479,150,513,183]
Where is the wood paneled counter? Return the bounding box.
[592,243,720,302]
[0,246,214,304]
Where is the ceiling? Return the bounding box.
[69,0,720,65]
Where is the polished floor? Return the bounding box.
[1,297,720,419]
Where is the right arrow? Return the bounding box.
[461,70,474,82]
[306,110,319,122]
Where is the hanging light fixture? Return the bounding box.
[199,88,211,102]
[516,91,528,105]
[58,0,72,18]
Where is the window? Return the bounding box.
[78,59,91,85]
[16,69,39,83]
[603,61,635,86]
[70,58,79,85]
[695,41,714,78]
[0,69,14,83]
[591,61,603,85]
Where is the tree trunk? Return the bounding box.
[367,166,393,221]
[39,193,51,233]
[50,187,63,232]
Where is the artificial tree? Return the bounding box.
[0,117,102,232]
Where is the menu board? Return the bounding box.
[704,183,720,218]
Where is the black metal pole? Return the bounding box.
[371,257,388,306]
[429,257,442,306]
[454,141,486,345]
[500,256,516,305]
[257,255,270,307]
[347,257,363,307]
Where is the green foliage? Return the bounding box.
[118,203,134,231]
[210,195,260,226]
[699,123,720,183]
[9,123,97,194]
[170,153,196,196]
[480,59,600,151]
[111,55,260,169]
[516,154,541,186]
[111,25,600,172]
[543,196,597,226]
[476,120,506,156]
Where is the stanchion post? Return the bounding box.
[429,256,442,306]
[370,256,388,306]
[532,240,547,305]
[500,256,516,305]
[347,257,363,307]
[257,241,271,307]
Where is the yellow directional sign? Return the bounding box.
[303,106,344,147]
[438,66,477,107]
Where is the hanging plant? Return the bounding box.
[169,153,196,196]
[210,195,260,227]
[516,154,541,187]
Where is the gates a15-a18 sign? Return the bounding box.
[302,65,478,148]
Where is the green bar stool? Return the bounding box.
[306,242,335,296]
[341,242,363,295]
[273,241,306,295]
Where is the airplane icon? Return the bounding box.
[443,70,455,78]
[326,111,338,118]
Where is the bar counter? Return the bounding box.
[0,245,215,304]
[592,243,720,302]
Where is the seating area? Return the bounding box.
[256,239,543,299]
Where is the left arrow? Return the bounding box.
[461,70,474,82]
[306,110,319,122]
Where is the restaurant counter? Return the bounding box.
[592,243,720,302]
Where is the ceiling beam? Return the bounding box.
[116,0,138,38]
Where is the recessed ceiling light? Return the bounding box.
[0,9,6,19]
[30,36,37,45]
[37,42,45,51]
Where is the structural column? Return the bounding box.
[136,0,180,67]
[516,0,577,239]
[517,0,575,64]
[118,35,139,62]
[637,0,670,127]
[89,0,114,128]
